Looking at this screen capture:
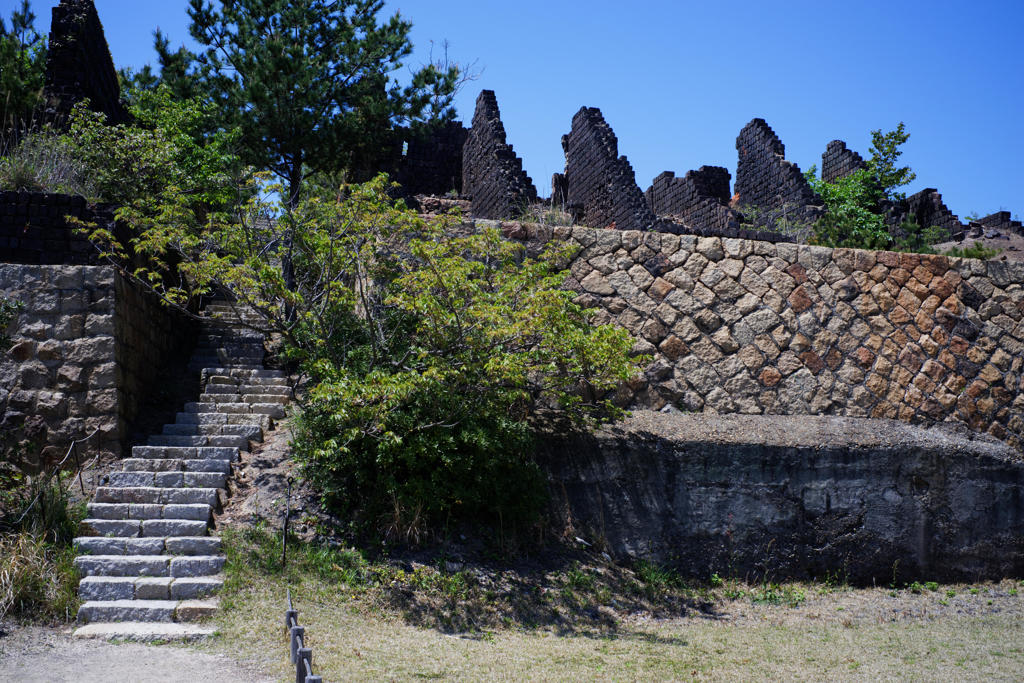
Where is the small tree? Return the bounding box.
[867,122,916,202]
[0,0,47,130]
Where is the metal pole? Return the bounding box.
[282,476,294,566]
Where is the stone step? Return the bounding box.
[162,423,263,441]
[147,434,250,449]
[94,486,220,507]
[197,367,286,379]
[74,536,221,557]
[175,411,270,430]
[73,621,217,641]
[86,502,212,521]
[130,445,240,462]
[77,598,219,624]
[104,471,228,489]
[79,576,223,601]
[74,554,225,578]
[183,401,276,418]
[121,458,232,474]
[79,518,210,538]
[207,375,289,387]
[197,392,288,405]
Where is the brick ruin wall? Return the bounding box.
[0,191,113,264]
[390,122,468,198]
[734,119,823,231]
[978,211,1024,238]
[560,107,673,233]
[645,167,738,233]
[894,189,965,241]
[0,264,194,461]
[461,90,537,219]
[43,0,129,125]
[498,223,1024,451]
[821,140,867,183]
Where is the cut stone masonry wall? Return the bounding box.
[500,222,1024,451]
[461,90,537,219]
[1,265,194,460]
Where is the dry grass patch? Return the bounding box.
[206,527,1024,681]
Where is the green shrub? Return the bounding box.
[945,243,1002,260]
[0,531,80,623]
[0,295,21,351]
[0,129,95,197]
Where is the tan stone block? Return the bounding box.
[777,351,802,375]
[754,334,781,360]
[711,328,739,353]
[940,372,963,394]
[912,265,934,286]
[692,282,716,306]
[658,335,689,361]
[672,317,701,342]
[825,348,843,371]
[919,335,939,356]
[580,271,615,296]
[864,334,884,352]
[663,267,694,290]
[640,318,668,344]
[833,248,855,274]
[979,363,1002,384]
[966,346,988,365]
[921,359,946,382]
[648,277,674,302]
[690,337,724,364]
[857,293,880,317]
[853,250,876,273]
[738,344,765,371]
[977,397,996,416]
[628,264,655,291]
[875,290,896,313]
[905,277,930,301]
[799,351,825,374]
[854,346,875,368]
[888,268,912,286]
[763,290,786,313]
[695,237,724,261]
[759,367,782,387]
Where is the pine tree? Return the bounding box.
[0,0,47,130]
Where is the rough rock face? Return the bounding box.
[461,90,537,219]
[540,412,1024,583]
[735,119,822,231]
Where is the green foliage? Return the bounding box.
[0,531,81,623]
[78,173,640,539]
[146,0,462,203]
[0,127,97,196]
[945,242,1002,260]
[0,0,47,129]
[805,167,891,250]
[891,218,945,254]
[867,122,916,202]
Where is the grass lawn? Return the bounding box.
[205,527,1024,681]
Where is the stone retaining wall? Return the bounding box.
[0,265,194,461]
[504,223,1024,450]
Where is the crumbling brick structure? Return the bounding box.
[645,167,742,235]
[735,119,822,231]
[43,0,130,125]
[560,107,664,232]
[0,191,113,264]
[978,211,1024,238]
[892,188,965,241]
[821,140,867,183]
[390,122,469,197]
[461,90,537,219]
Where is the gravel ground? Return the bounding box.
[0,625,274,683]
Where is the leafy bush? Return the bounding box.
[0,295,21,351]
[805,168,891,250]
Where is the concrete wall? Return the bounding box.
[500,223,1024,451]
[0,265,194,461]
[541,412,1024,582]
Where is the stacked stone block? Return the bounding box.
[0,265,193,459]
[73,301,290,640]
[735,119,823,231]
[500,222,1024,451]
[893,188,965,241]
[0,192,114,265]
[645,167,743,236]
[461,90,537,219]
[821,140,867,183]
[43,0,130,125]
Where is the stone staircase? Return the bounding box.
[72,301,289,640]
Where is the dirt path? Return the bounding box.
[0,626,274,683]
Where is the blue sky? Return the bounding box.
[23,0,1024,219]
